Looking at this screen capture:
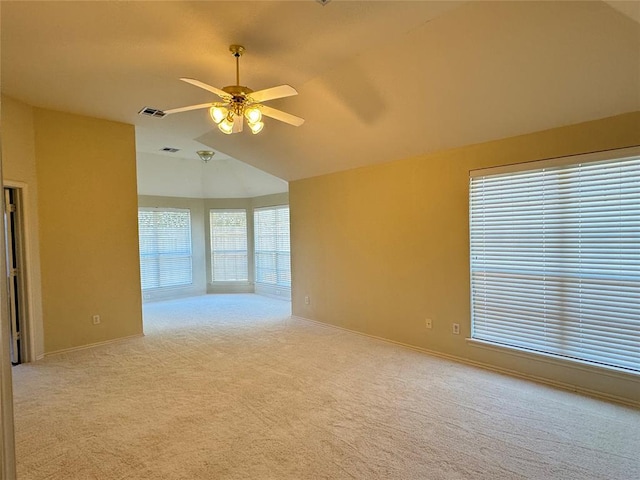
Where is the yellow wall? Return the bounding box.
[33,109,142,353]
[1,96,45,359]
[290,111,640,405]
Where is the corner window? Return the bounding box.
[254,206,291,288]
[138,208,192,290]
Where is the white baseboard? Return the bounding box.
[291,315,640,409]
[44,333,144,358]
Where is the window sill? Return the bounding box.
[466,338,639,381]
[142,283,193,292]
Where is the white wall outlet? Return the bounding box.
[425,318,432,329]
[452,323,460,335]
[304,295,310,305]
[92,315,101,325]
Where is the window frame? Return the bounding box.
[468,146,640,375]
[209,209,249,283]
[253,205,291,291]
[138,207,193,291]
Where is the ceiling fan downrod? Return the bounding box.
[229,44,245,86]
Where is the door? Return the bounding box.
[4,188,25,365]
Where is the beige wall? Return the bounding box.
[1,96,45,359]
[290,111,640,405]
[33,108,142,353]
[138,195,207,302]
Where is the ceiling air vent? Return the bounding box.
[138,106,166,118]
[160,147,180,153]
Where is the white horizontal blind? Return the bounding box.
[210,210,248,282]
[254,206,291,288]
[138,209,192,290]
[470,154,640,373]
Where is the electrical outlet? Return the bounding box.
[305,295,310,305]
[452,323,460,335]
[92,315,101,325]
[425,318,432,329]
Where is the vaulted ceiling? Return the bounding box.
[2,1,638,196]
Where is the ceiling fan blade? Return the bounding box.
[260,105,305,127]
[180,78,230,99]
[232,114,244,133]
[249,85,298,103]
[163,102,213,115]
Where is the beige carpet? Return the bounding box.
[11,294,640,479]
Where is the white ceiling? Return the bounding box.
[2,1,639,197]
[136,151,287,199]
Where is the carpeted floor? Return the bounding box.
[11,294,640,479]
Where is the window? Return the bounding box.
[470,150,640,373]
[138,209,192,290]
[210,210,248,282]
[254,206,291,288]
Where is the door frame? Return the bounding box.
[0,142,18,477]
[3,181,36,363]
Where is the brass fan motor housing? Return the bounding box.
[222,85,255,116]
[222,85,254,97]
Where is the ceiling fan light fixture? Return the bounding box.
[248,121,264,135]
[219,119,234,135]
[162,45,303,135]
[244,106,262,124]
[209,106,227,124]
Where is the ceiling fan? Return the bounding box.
[161,44,304,135]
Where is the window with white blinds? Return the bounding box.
[210,210,248,282]
[138,209,192,290]
[254,206,291,288]
[469,150,640,373]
